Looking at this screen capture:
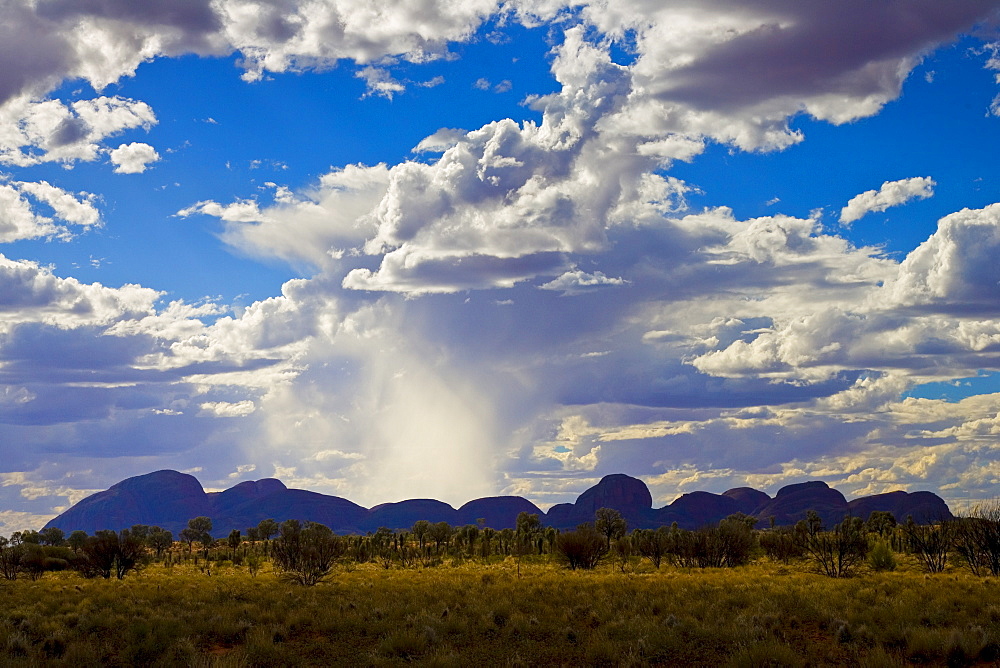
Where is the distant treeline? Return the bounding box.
[4,503,999,585]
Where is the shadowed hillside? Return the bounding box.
[45,471,953,535]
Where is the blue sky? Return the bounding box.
[2,1,1000,532]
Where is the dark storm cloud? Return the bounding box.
[0,384,120,426]
[0,325,166,426]
[35,0,221,34]
[659,1,1000,111]
[0,3,68,103]
[582,414,878,479]
[0,324,157,378]
[47,117,90,148]
[557,359,862,408]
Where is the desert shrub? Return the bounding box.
[0,540,23,580]
[75,528,147,579]
[75,531,115,579]
[902,518,954,574]
[707,515,756,567]
[797,512,869,577]
[610,535,635,573]
[868,540,897,572]
[633,527,670,568]
[759,528,804,564]
[666,517,755,569]
[20,544,48,580]
[271,519,346,585]
[240,625,291,666]
[13,545,71,580]
[247,553,263,577]
[953,502,1000,576]
[0,545,24,580]
[555,525,608,569]
[667,526,700,567]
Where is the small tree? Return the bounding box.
[370,527,395,568]
[595,508,628,549]
[39,527,65,547]
[185,517,214,558]
[179,528,198,553]
[555,524,608,570]
[74,529,146,580]
[257,518,278,541]
[114,528,146,579]
[77,531,121,579]
[19,530,41,545]
[67,530,89,553]
[147,527,173,558]
[498,528,514,555]
[228,529,242,558]
[428,522,453,555]
[513,512,541,575]
[257,518,279,556]
[272,520,346,585]
[864,511,897,538]
[480,527,495,559]
[0,538,23,580]
[634,527,671,569]
[516,512,541,536]
[129,524,151,543]
[611,534,635,573]
[462,524,480,558]
[411,520,430,554]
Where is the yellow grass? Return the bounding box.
[2,556,999,666]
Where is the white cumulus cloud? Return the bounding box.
[0,180,100,242]
[109,142,160,174]
[0,95,157,167]
[840,176,936,225]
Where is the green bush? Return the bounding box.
[555,525,607,569]
[868,540,896,572]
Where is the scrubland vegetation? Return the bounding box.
[3,507,1000,666]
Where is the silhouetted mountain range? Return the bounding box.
[45,470,953,536]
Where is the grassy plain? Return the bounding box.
[2,556,999,666]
